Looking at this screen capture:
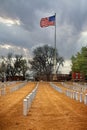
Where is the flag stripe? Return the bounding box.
[40,15,55,27]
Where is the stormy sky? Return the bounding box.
[0,0,87,73]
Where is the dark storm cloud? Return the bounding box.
[0,0,50,30]
[0,0,87,31]
[53,0,87,59]
[58,0,87,32]
[0,0,87,60]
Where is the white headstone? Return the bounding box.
[23,99,28,116]
[80,93,83,102]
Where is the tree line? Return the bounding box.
[0,44,86,81]
[0,45,64,81]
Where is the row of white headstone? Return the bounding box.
[65,89,87,105]
[0,87,6,96]
[10,82,27,92]
[0,81,23,96]
[23,83,39,116]
[62,82,87,93]
[73,82,87,92]
[0,81,19,96]
[50,82,87,105]
[50,82,62,93]
[0,84,6,96]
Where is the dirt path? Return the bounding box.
[0,82,87,130]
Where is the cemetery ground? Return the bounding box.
[0,82,87,130]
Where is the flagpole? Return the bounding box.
[53,13,56,74]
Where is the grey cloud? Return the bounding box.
[0,23,30,47]
[0,0,50,30]
[0,0,87,60]
[58,0,87,32]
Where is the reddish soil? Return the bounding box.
[0,82,87,130]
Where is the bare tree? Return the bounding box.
[29,45,64,80]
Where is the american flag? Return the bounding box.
[40,15,55,27]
